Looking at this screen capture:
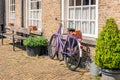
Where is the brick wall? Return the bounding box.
[15,0,21,27]
[23,0,26,28]
[98,0,120,32]
[89,0,120,55]
[42,0,61,39]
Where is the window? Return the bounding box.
[9,0,15,23]
[67,0,98,37]
[27,0,42,31]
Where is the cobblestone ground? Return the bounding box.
[0,39,101,80]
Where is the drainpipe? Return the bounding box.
[20,0,23,27]
[61,0,64,34]
[2,0,5,32]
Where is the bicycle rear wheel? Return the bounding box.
[64,38,81,71]
[48,34,58,59]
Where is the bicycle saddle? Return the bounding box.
[67,28,75,32]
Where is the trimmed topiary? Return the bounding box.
[95,18,120,69]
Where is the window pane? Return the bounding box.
[75,8,81,19]
[30,20,32,25]
[69,0,74,6]
[69,8,74,19]
[68,21,74,28]
[31,1,41,10]
[90,7,96,20]
[75,21,81,30]
[13,5,15,11]
[37,21,40,28]
[33,20,36,26]
[38,11,41,18]
[11,0,14,4]
[37,1,41,9]
[83,0,89,5]
[76,0,81,6]
[33,11,36,19]
[13,12,15,17]
[10,5,15,11]
[10,0,12,4]
[90,21,95,34]
[91,0,96,5]
[10,6,12,11]
[82,21,89,33]
[82,7,89,19]
[30,11,32,18]
[31,2,37,9]
[13,0,15,4]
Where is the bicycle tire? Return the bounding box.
[64,38,81,71]
[48,34,58,59]
[57,48,64,61]
[57,39,65,61]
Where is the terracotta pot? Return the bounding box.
[8,23,14,27]
[29,26,37,31]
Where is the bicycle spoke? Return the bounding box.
[64,38,81,71]
[48,34,58,59]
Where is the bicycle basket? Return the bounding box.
[68,29,82,40]
[75,30,82,40]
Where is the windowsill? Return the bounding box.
[82,36,96,46]
[62,34,96,46]
[30,30,43,36]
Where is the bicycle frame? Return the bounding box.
[54,23,83,57]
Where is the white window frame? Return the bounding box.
[26,0,42,31]
[62,0,98,38]
[9,0,15,24]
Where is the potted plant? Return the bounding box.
[94,18,120,80]
[8,23,14,27]
[23,36,48,56]
[29,25,37,31]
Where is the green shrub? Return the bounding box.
[94,18,120,69]
[23,36,48,47]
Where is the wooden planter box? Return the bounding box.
[29,26,37,31]
[8,23,14,27]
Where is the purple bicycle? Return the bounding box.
[48,23,83,71]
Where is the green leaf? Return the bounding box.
[23,36,48,47]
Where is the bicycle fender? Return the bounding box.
[78,42,82,57]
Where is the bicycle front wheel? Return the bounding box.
[64,38,81,71]
[48,34,58,59]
